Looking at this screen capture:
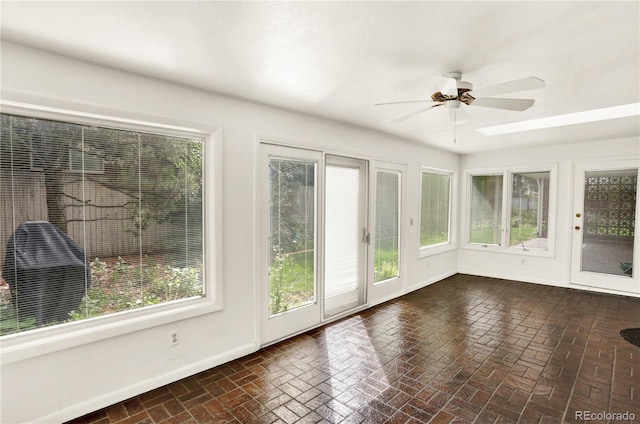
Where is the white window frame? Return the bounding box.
[419,167,457,258]
[372,167,402,285]
[463,164,557,258]
[0,100,223,364]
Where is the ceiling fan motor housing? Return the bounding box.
[439,72,475,106]
[457,80,473,91]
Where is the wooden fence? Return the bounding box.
[1,169,173,264]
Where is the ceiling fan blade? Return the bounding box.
[375,99,433,106]
[393,104,442,123]
[470,97,535,111]
[448,107,468,125]
[431,76,458,97]
[468,77,544,98]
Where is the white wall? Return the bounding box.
[458,138,640,292]
[0,42,458,423]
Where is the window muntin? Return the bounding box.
[374,170,400,283]
[470,175,504,245]
[420,171,452,248]
[1,113,205,337]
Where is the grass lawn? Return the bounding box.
[269,250,315,315]
[420,232,448,247]
[374,241,399,282]
[269,243,402,314]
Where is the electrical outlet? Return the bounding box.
[169,330,179,347]
[521,258,525,265]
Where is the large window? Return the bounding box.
[466,167,554,254]
[1,112,206,337]
[420,170,452,250]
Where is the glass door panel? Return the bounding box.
[581,169,636,276]
[571,160,640,294]
[324,155,367,317]
[269,158,316,315]
[374,170,400,283]
[260,144,322,345]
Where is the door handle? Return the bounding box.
[575,226,581,230]
[362,228,370,244]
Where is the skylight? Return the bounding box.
[477,103,640,136]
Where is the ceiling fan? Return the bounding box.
[376,72,545,125]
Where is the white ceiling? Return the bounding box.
[1,1,639,154]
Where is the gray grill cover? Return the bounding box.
[2,221,90,325]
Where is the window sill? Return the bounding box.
[463,243,555,258]
[419,242,457,258]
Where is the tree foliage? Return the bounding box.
[1,113,203,249]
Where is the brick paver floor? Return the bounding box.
[66,274,640,423]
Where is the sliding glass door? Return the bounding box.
[260,146,371,345]
[324,155,368,317]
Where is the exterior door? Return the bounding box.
[571,159,640,293]
[369,162,405,305]
[259,144,322,345]
[324,155,368,318]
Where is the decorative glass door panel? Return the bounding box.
[581,169,636,276]
[571,160,640,293]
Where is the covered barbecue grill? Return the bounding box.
[2,221,90,326]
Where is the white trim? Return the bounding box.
[462,164,558,258]
[457,270,565,288]
[569,158,640,293]
[369,161,407,306]
[0,99,212,138]
[458,270,640,299]
[406,270,458,292]
[35,342,257,424]
[418,166,457,257]
[258,143,324,345]
[0,101,224,363]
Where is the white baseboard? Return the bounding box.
[568,282,640,298]
[41,342,257,424]
[458,269,640,298]
[457,269,566,287]
[407,270,458,292]
[369,291,404,307]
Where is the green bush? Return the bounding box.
[0,255,204,336]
